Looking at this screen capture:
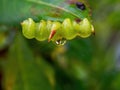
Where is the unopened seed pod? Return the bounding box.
[21,18,94,42]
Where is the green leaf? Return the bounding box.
[27,0,90,19]
[66,38,94,63]
[2,33,53,90]
[0,0,90,24]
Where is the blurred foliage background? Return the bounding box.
[0,0,120,90]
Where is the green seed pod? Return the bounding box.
[62,18,77,40]
[21,18,94,44]
[77,18,92,38]
[35,20,47,41]
[21,18,35,39]
[50,21,61,41]
[46,20,53,36]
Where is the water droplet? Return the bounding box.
[55,38,66,46]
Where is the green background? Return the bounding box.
[0,0,120,90]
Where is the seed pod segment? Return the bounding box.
[21,18,35,39]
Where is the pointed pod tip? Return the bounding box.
[48,30,56,42]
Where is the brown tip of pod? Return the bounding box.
[48,30,56,42]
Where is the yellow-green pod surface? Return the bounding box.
[46,20,53,37]
[62,18,77,40]
[35,20,48,41]
[77,18,92,38]
[21,18,35,39]
[21,18,94,43]
[50,22,61,41]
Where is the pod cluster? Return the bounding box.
[21,18,94,42]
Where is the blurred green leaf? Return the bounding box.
[2,33,53,90]
[0,0,90,24]
[27,0,90,19]
[1,0,120,90]
[66,38,94,63]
